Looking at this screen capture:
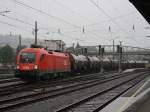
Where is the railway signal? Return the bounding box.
[81,48,88,55]
[84,48,88,55]
[117,45,122,53]
[98,46,105,54]
[98,45,101,55]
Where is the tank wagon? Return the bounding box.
[102,60,146,71]
[15,47,146,81]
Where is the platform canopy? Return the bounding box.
[129,0,150,24]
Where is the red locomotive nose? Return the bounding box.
[18,52,37,71]
[19,63,36,71]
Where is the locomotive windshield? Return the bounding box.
[20,52,36,63]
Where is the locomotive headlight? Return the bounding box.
[16,65,19,69]
[34,65,38,69]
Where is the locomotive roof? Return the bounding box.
[20,48,47,53]
[20,48,68,57]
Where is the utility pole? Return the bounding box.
[118,41,122,73]
[113,39,115,61]
[34,21,38,45]
[19,35,21,51]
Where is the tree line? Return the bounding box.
[0,45,26,66]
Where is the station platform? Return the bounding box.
[100,70,150,112]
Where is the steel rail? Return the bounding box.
[0,71,147,111]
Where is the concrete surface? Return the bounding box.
[100,74,150,112]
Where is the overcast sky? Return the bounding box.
[0,0,150,47]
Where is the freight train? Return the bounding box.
[15,46,146,81]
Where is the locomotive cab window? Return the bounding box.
[40,54,45,61]
[20,52,36,63]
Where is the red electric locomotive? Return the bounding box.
[15,47,71,80]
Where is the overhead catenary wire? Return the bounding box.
[12,0,81,28]
[85,11,136,27]
[0,19,90,44]
[51,0,93,23]
[2,0,145,46]
[0,11,106,44]
[0,20,50,39]
[10,0,110,42]
[0,13,57,31]
[89,0,140,43]
[0,20,30,31]
[0,13,34,27]
[11,0,137,33]
[52,0,139,41]
[0,3,59,31]
[89,0,130,34]
[0,3,80,33]
[108,0,140,43]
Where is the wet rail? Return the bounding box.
[0,71,116,96]
[56,72,149,112]
[0,70,148,111]
[0,78,19,84]
[0,80,25,92]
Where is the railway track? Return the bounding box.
[0,71,120,103]
[0,70,137,99]
[0,71,116,96]
[0,70,142,96]
[0,80,25,92]
[0,70,149,112]
[56,73,148,112]
[0,78,19,84]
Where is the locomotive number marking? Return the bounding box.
[64,60,67,65]
[23,66,29,70]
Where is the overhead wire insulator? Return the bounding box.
[133,24,135,31]
[83,26,85,34]
[58,28,61,34]
[108,26,111,32]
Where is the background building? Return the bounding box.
[40,40,66,51]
